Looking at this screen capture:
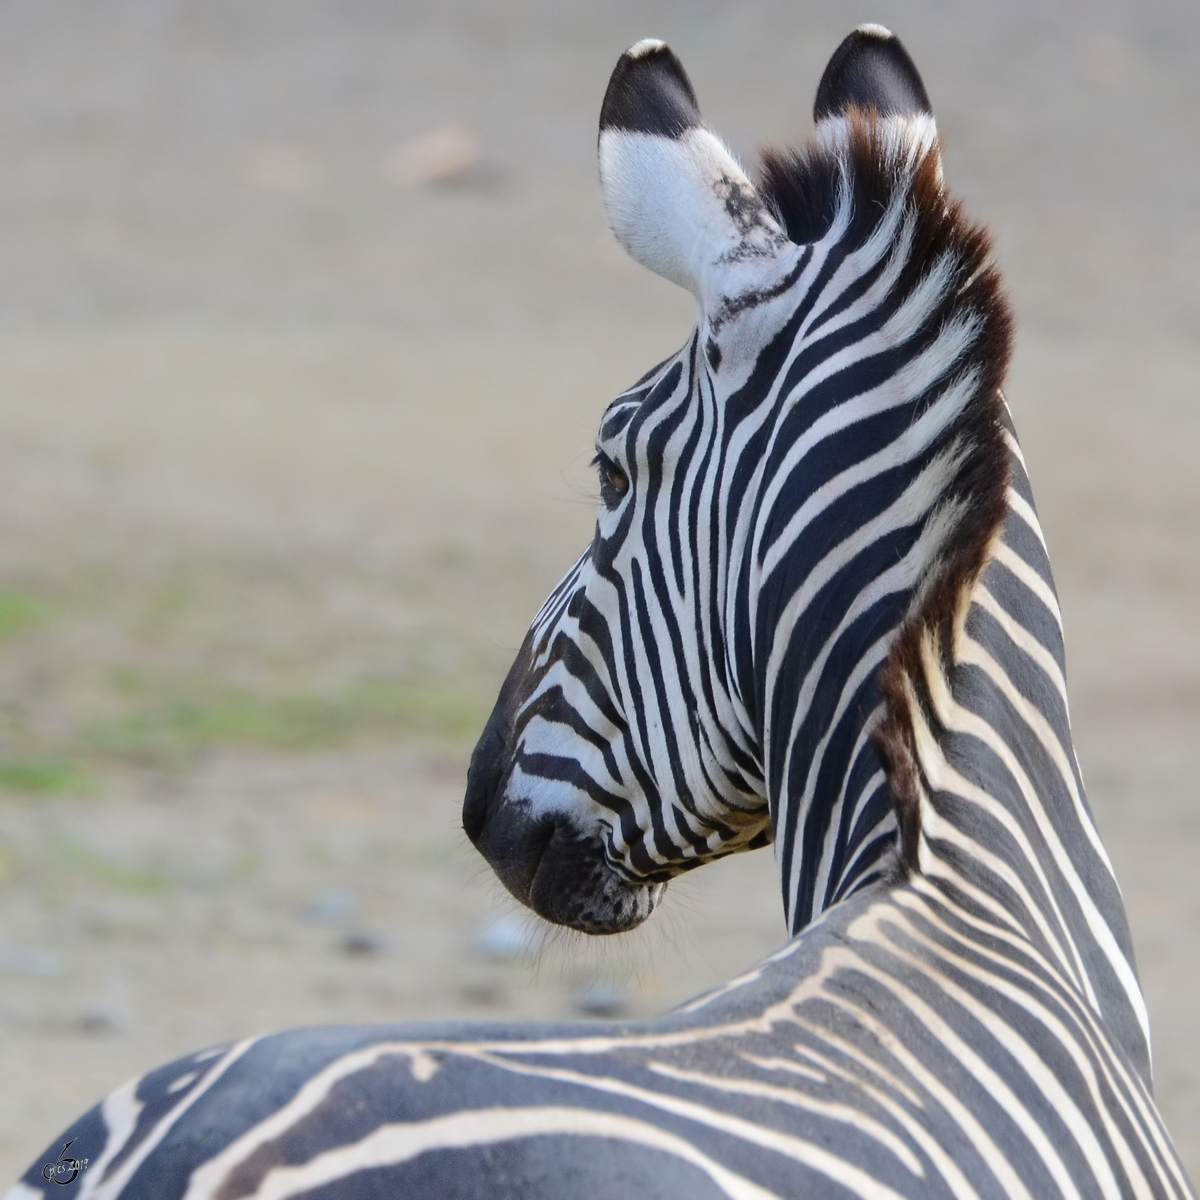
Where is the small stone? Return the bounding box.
[385,125,482,188]
[301,892,357,924]
[340,931,383,956]
[78,1008,118,1035]
[574,982,628,1019]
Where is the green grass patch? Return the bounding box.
[0,759,86,794]
[0,589,46,641]
[58,838,166,892]
[89,678,488,764]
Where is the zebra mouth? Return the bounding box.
[466,786,666,935]
[527,828,667,934]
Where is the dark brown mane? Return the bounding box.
[759,110,1015,873]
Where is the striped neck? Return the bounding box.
[735,117,1148,1081]
[903,435,1151,1081]
[751,416,1150,1080]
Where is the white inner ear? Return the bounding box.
[599,127,787,308]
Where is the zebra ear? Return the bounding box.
[598,40,788,306]
[813,25,933,122]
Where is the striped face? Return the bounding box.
[463,34,985,935]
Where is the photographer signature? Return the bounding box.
[41,1139,88,1187]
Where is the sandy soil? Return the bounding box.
[1,0,1198,1184]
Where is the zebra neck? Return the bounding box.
[883,439,1152,1080]
[764,673,898,938]
[759,423,1150,1079]
[745,118,1145,1070]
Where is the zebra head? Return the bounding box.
[464,28,1010,936]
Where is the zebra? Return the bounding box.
[8,24,1194,1199]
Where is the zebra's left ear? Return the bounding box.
[813,26,933,123]
[598,40,790,309]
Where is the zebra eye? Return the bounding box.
[593,453,630,504]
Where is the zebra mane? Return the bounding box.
[759,109,1015,874]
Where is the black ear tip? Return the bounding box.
[813,26,933,122]
[600,39,702,138]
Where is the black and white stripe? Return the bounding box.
[9,26,1192,1199]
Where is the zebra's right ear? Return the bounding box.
[598,41,789,308]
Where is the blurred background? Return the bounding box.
[0,0,1197,1182]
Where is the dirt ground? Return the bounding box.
[1,0,1199,1185]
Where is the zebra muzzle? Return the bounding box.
[463,639,665,935]
[465,766,663,934]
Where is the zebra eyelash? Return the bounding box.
[592,451,630,504]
